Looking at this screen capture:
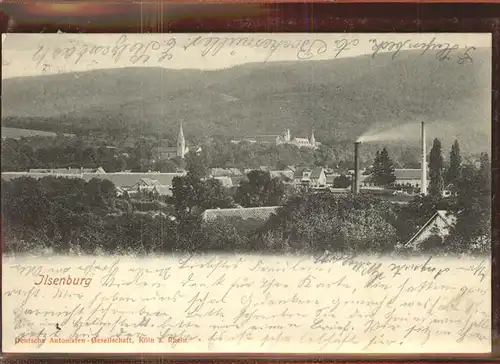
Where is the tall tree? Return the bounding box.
[428,138,444,198]
[446,140,462,189]
[202,179,234,210]
[447,163,491,252]
[479,152,491,194]
[372,148,396,186]
[185,150,210,179]
[371,150,382,185]
[235,170,286,207]
[170,173,234,216]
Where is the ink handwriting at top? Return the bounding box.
[4,255,491,353]
[28,34,478,71]
[182,35,329,61]
[31,35,177,67]
[369,37,474,64]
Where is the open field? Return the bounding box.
[1,127,75,139]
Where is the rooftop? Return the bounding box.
[310,167,325,179]
[270,170,294,180]
[394,169,423,180]
[153,185,173,196]
[81,172,186,188]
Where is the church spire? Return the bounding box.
[310,128,316,148]
[177,121,186,159]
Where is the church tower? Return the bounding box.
[285,129,291,142]
[309,129,316,148]
[177,121,186,159]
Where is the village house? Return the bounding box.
[270,170,295,183]
[309,167,327,187]
[132,178,161,192]
[152,146,179,161]
[207,168,244,187]
[152,185,172,198]
[115,186,126,197]
[209,168,243,178]
[293,167,311,185]
[324,169,341,184]
[403,210,457,251]
[292,167,326,187]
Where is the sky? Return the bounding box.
[1,33,492,79]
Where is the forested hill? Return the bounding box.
[2,49,491,154]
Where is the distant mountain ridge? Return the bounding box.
[2,50,491,154]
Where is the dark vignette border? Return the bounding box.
[0,1,498,363]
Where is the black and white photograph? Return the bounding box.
[1,33,492,354]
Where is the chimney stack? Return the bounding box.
[353,142,361,194]
[421,122,427,196]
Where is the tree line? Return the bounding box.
[3,132,445,174]
[368,139,489,195]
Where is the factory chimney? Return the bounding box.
[421,122,427,196]
[353,141,361,194]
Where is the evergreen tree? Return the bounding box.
[479,152,491,194]
[447,163,491,252]
[372,148,396,186]
[372,151,381,173]
[446,140,462,189]
[429,138,444,198]
[371,151,381,185]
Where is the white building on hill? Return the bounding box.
[276,128,320,149]
[231,128,320,149]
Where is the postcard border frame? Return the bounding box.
[0,1,498,362]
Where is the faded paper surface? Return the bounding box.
[2,254,491,353]
[1,33,490,79]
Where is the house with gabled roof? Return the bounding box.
[404,210,457,251]
[134,178,161,190]
[310,167,326,187]
[152,146,179,161]
[293,167,311,185]
[152,185,172,197]
[270,170,294,182]
[209,168,243,178]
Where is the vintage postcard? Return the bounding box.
[1,33,492,354]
